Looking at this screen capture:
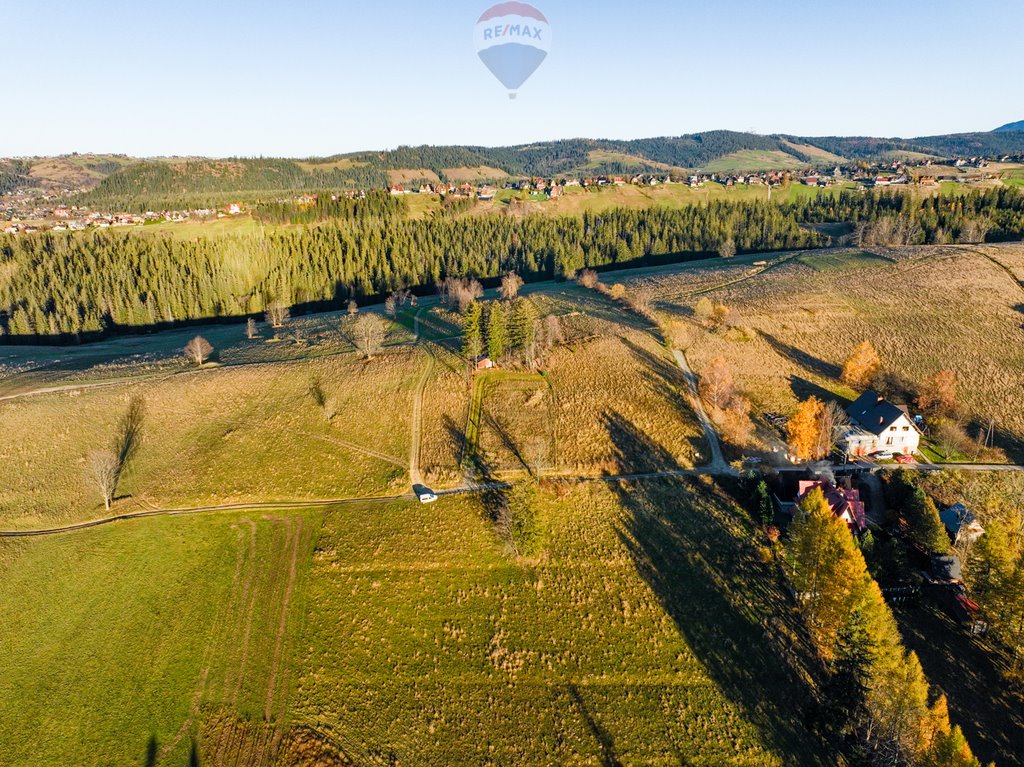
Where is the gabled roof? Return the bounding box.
[796,480,866,531]
[846,391,916,436]
[940,503,985,538]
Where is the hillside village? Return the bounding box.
[3,151,1021,235]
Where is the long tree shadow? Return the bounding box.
[566,684,624,767]
[895,603,1024,767]
[142,735,158,767]
[789,375,845,405]
[761,332,842,380]
[602,411,833,766]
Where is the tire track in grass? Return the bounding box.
[160,520,252,760]
[263,516,307,756]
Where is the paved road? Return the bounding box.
[671,349,732,474]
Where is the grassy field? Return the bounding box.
[0,347,421,530]
[631,244,1024,459]
[290,482,831,767]
[3,244,1023,765]
[0,508,321,767]
[701,150,808,173]
[0,309,414,396]
[0,479,837,767]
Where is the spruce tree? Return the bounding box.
[462,301,482,361]
[486,301,506,361]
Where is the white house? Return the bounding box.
[842,391,921,458]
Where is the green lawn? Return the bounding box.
[0,509,321,767]
[289,482,831,766]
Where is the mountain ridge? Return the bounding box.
[5,129,1024,206]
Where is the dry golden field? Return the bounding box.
[629,244,1024,457]
[0,347,421,530]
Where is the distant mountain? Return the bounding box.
[995,121,1024,133]
[6,129,1024,209]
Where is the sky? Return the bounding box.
[4,0,1023,157]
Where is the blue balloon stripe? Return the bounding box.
[477,44,548,92]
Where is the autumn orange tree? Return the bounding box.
[917,369,958,416]
[787,397,825,460]
[841,340,881,388]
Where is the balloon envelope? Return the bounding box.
[474,2,551,94]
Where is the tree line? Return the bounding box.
[0,199,820,341]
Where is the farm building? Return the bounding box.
[841,391,921,458]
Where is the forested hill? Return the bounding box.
[3,186,1023,342]
[995,121,1024,133]
[8,129,1024,209]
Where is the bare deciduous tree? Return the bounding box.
[246,318,258,340]
[718,239,737,259]
[630,285,654,316]
[349,314,388,359]
[576,269,600,289]
[700,356,735,410]
[814,401,850,460]
[499,272,524,301]
[347,299,359,316]
[439,278,484,313]
[87,450,120,511]
[265,301,290,329]
[184,336,213,366]
[384,294,398,317]
[524,437,549,478]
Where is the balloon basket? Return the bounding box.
[508,92,517,100]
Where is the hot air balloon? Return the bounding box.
[474,2,551,99]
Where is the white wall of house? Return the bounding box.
[844,414,920,456]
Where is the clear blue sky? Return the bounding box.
[5,0,1023,157]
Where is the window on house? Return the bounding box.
[890,426,897,431]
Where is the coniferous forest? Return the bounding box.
[2,188,1022,342]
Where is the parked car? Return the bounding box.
[870,451,895,461]
[418,492,439,504]
[895,454,915,464]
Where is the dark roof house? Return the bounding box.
[940,503,985,544]
[847,391,916,436]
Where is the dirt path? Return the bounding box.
[409,308,434,488]
[671,349,731,474]
[311,434,405,468]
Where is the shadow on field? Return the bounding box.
[789,375,842,405]
[566,684,623,767]
[143,735,158,767]
[762,333,841,380]
[603,412,832,766]
[894,603,1024,767]
[622,336,682,384]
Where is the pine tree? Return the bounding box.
[754,480,774,527]
[486,301,506,360]
[462,301,482,361]
[507,298,536,355]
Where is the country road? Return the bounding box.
[0,484,509,539]
[671,348,731,474]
